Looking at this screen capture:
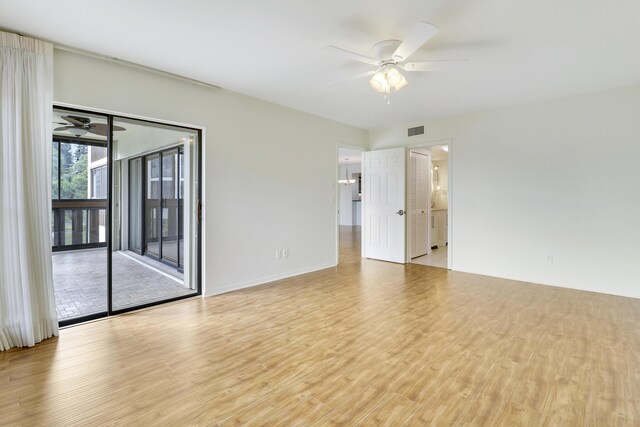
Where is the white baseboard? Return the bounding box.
[204,262,337,297]
[451,266,640,300]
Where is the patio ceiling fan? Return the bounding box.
[54,115,126,137]
[329,22,467,101]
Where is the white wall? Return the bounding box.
[53,49,368,296]
[432,160,448,191]
[370,84,640,299]
[338,163,361,226]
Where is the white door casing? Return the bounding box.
[362,148,406,263]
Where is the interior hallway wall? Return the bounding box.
[371,84,640,299]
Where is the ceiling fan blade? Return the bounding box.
[88,126,108,136]
[62,115,90,126]
[392,22,439,62]
[401,59,468,72]
[328,45,379,66]
[328,70,376,86]
[54,126,73,132]
[87,123,127,136]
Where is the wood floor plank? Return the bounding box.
[2,226,640,426]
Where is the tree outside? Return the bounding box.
[59,142,88,199]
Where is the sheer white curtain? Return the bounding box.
[0,32,58,351]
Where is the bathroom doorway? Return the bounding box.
[408,144,449,268]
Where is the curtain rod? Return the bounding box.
[0,28,221,90]
[54,44,221,91]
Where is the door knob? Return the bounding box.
[396,210,405,216]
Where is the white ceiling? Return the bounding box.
[3,0,640,130]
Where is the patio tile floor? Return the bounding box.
[52,249,194,321]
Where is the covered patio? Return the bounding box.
[52,249,193,320]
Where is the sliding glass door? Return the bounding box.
[50,106,201,325]
[129,148,184,270]
[51,108,109,324]
[111,117,199,312]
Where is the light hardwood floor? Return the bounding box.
[2,226,640,426]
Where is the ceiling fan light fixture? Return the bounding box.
[393,73,408,91]
[72,128,88,137]
[386,67,403,86]
[368,71,388,93]
[368,65,408,96]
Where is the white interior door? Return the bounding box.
[363,148,406,263]
[410,152,430,258]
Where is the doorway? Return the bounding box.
[50,106,202,326]
[409,144,449,268]
[337,147,364,263]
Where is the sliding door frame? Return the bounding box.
[55,105,203,327]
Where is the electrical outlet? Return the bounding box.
[282,248,289,258]
[546,254,554,264]
[275,250,281,260]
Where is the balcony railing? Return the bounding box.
[51,199,107,251]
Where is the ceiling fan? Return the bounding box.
[329,22,467,101]
[54,115,126,137]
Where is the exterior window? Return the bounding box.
[91,165,107,199]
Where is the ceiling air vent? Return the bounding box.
[408,125,425,137]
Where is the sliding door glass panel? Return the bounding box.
[51,107,108,323]
[111,117,199,311]
[129,158,143,254]
[178,148,184,269]
[161,149,179,265]
[146,154,161,258]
